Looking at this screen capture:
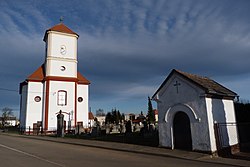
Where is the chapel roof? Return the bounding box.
[152,69,237,99]
[43,23,79,41]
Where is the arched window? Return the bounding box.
[58,90,67,106]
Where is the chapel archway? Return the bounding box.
[173,112,192,150]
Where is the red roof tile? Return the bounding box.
[47,23,78,35]
[153,109,158,115]
[43,23,78,41]
[27,64,45,82]
[25,64,90,85]
[77,72,90,85]
[89,112,94,120]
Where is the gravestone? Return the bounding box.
[106,124,111,134]
[75,122,84,135]
[120,123,126,133]
[111,125,120,134]
[125,120,132,134]
[33,123,38,135]
[134,124,140,132]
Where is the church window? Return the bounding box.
[60,66,66,71]
[78,97,83,102]
[34,96,41,102]
[58,90,67,106]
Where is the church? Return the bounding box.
[152,69,239,154]
[19,23,90,132]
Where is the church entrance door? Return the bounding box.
[173,112,192,150]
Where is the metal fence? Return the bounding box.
[18,126,81,135]
[214,122,250,152]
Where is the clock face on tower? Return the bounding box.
[60,45,66,55]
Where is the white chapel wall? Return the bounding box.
[223,100,239,146]
[205,98,217,152]
[157,74,212,152]
[206,98,238,150]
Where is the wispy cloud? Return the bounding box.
[0,0,250,114]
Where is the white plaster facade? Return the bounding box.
[20,23,90,132]
[152,69,238,153]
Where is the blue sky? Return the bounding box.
[0,0,250,117]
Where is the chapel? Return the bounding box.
[152,69,239,154]
[19,23,90,132]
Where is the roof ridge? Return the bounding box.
[174,69,237,97]
[175,69,208,80]
[152,69,237,99]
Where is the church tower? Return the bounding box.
[44,23,78,78]
[20,23,90,132]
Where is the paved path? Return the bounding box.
[0,133,250,167]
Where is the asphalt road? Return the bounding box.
[0,134,239,167]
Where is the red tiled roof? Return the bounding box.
[27,64,45,82]
[43,23,78,41]
[77,72,90,85]
[47,23,78,35]
[24,64,90,85]
[89,112,94,120]
[153,109,158,115]
[132,119,141,123]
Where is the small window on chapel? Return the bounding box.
[58,90,67,106]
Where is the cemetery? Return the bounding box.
[71,120,159,147]
[18,108,159,147]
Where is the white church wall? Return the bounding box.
[46,59,77,78]
[77,84,89,127]
[47,81,75,131]
[25,82,44,129]
[47,33,77,60]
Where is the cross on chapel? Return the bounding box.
[174,81,181,93]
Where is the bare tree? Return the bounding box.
[1,107,14,127]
